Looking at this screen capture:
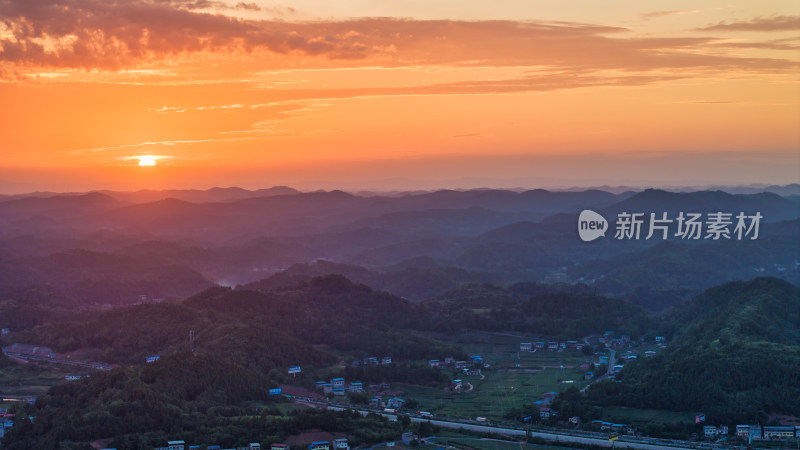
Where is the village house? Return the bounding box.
[347,382,364,393]
[428,359,441,367]
[762,426,795,440]
[740,424,762,440]
[534,341,546,349]
[146,355,161,363]
[381,356,392,365]
[154,440,185,450]
[736,425,751,439]
[308,441,330,450]
[333,438,349,450]
[386,397,405,409]
[547,341,558,350]
[271,444,289,450]
[520,342,532,351]
[3,343,55,360]
[369,396,383,409]
[454,360,468,369]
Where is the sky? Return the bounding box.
[0,0,798,193]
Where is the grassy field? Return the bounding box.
[398,331,598,421]
[0,360,76,407]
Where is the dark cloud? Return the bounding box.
[696,15,800,32]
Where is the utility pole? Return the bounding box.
[189,329,195,353]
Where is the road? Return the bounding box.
[320,399,728,450]
[408,417,714,449]
[581,348,616,393]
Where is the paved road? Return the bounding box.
[323,400,723,450]
[409,417,706,449]
[581,348,616,393]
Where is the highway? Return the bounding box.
[318,399,730,450]
[409,417,721,449]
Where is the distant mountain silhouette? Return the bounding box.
[605,188,798,222]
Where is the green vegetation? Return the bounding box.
[585,278,800,425]
[2,275,799,446]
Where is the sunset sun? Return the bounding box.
[137,155,158,166]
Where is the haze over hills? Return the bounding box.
[0,186,797,307]
[1,185,798,447]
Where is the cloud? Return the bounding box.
[0,0,797,78]
[711,40,800,51]
[696,15,800,32]
[642,10,700,20]
[234,2,260,11]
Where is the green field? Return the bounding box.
[399,331,598,420]
[0,360,76,407]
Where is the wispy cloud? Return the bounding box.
[696,15,800,32]
[69,137,257,155]
[642,10,701,20]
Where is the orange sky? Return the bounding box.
[1,0,798,193]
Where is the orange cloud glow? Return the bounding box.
[0,0,797,192]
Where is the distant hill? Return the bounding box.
[0,192,123,216]
[22,275,462,365]
[0,248,215,305]
[244,260,499,301]
[2,186,798,309]
[588,278,800,424]
[99,185,300,203]
[604,189,799,222]
[570,231,800,310]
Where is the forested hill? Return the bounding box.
[587,277,800,424]
[21,274,464,366]
[663,277,800,346]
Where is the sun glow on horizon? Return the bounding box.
[136,155,160,166]
[0,0,797,191]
